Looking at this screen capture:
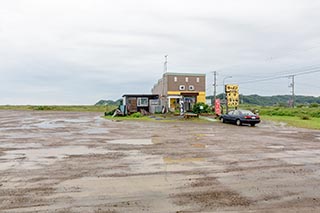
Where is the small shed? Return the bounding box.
[122,94,160,114]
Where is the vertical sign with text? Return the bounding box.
[225,84,239,107]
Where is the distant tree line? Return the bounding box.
[207,94,320,107]
[95,99,122,106]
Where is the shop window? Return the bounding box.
[137,97,148,107]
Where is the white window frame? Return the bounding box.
[196,77,200,83]
[179,85,186,91]
[189,85,195,91]
[137,97,149,107]
[174,76,177,82]
[185,77,189,82]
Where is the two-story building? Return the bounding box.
[152,72,206,112]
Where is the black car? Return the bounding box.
[220,109,260,126]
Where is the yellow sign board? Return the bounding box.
[225,84,239,107]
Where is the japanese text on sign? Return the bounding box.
[225,84,239,107]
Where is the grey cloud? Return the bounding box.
[1,0,320,104]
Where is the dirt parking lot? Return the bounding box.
[1,110,320,212]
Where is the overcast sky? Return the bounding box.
[1,0,320,104]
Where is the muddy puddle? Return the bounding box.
[4,131,74,139]
[191,143,207,148]
[99,150,210,176]
[48,174,187,212]
[0,146,109,170]
[163,157,205,164]
[59,118,91,123]
[4,133,45,139]
[0,142,42,149]
[267,145,285,149]
[263,149,320,164]
[53,174,183,198]
[277,130,299,134]
[108,139,153,145]
[80,128,110,134]
[0,126,34,131]
[32,120,66,129]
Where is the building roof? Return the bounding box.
[122,94,159,98]
[164,72,206,77]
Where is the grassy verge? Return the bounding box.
[103,116,155,121]
[0,105,117,112]
[241,105,320,118]
[262,115,320,130]
[103,115,211,123]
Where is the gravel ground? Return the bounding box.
[1,110,320,212]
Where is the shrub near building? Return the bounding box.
[192,102,210,114]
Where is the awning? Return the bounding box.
[180,92,199,96]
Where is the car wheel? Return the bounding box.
[250,123,256,127]
[221,118,225,123]
[236,119,242,126]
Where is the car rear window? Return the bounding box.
[240,110,255,115]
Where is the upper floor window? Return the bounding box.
[179,85,185,91]
[174,76,177,82]
[189,85,195,91]
[196,77,200,83]
[185,77,188,82]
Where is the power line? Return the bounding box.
[234,67,320,106]
[293,69,320,76]
[223,63,320,81]
[235,68,320,85]
[235,73,291,85]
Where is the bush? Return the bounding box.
[192,102,210,114]
[310,110,320,118]
[33,106,54,111]
[242,105,320,118]
[310,103,319,108]
[105,109,117,116]
[299,114,310,120]
[130,112,142,118]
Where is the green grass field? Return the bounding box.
[240,105,320,129]
[0,105,117,112]
[262,115,320,130]
[241,105,320,118]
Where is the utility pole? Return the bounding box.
[162,55,168,113]
[212,71,217,106]
[289,75,295,108]
[164,55,168,73]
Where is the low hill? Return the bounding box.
[95,99,121,106]
[207,94,320,106]
[241,94,320,106]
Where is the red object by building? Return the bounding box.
[215,99,221,115]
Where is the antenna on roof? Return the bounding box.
[164,55,168,73]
